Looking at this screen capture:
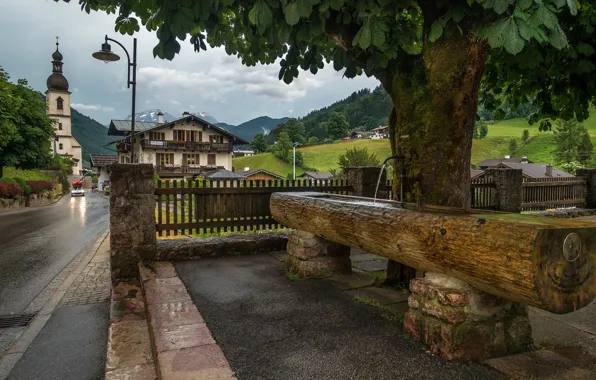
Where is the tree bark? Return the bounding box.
[0,165,3,179]
[271,192,596,314]
[376,30,488,286]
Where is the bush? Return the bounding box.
[23,184,32,195]
[0,182,24,198]
[27,180,54,194]
[12,177,26,187]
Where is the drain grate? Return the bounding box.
[0,314,35,328]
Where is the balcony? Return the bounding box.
[141,140,232,152]
[116,140,131,153]
[154,165,221,176]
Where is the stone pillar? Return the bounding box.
[110,164,157,285]
[576,168,596,209]
[286,230,351,278]
[488,168,523,212]
[344,167,385,198]
[404,273,532,361]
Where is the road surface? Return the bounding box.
[0,192,109,315]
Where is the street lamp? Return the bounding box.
[293,142,301,181]
[92,35,137,163]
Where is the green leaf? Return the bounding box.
[549,27,568,50]
[493,0,509,14]
[518,0,533,10]
[535,4,558,30]
[503,19,525,54]
[577,43,595,57]
[284,2,300,25]
[567,0,578,15]
[516,19,533,41]
[371,20,386,48]
[296,0,313,17]
[353,21,371,49]
[428,21,443,43]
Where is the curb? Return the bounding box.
[139,262,237,380]
[104,281,157,380]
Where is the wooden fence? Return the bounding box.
[155,179,352,236]
[471,176,496,209]
[521,177,586,211]
[154,176,589,236]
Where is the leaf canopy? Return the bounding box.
[64,0,594,124]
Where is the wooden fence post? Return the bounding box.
[488,168,523,212]
[576,168,596,209]
[109,164,156,285]
[344,167,385,198]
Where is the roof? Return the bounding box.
[108,114,250,145]
[470,168,484,179]
[477,157,533,167]
[371,126,389,132]
[299,171,333,180]
[89,154,117,167]
[237,169,285,180]
[204,169,245,180]
[108,120,159,136]
[497,162,573,179]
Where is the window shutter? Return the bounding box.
[199,131,203,142]
[182,154,187,166]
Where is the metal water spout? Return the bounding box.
[374,155,404,203]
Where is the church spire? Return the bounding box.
[47,36,69,91]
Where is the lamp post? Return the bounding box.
[92,35,137,164]
[293,142,300,180]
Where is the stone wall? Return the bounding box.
[0,192,59,213]
[109,164,156,284]
[156,232,289,261]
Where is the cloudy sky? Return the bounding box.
[0,1,379,126]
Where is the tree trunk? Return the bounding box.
[378,31,488,285]
[0,165,3,179]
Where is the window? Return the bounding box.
[173,130,186,141]
[185,154,200,165]
[56,97,64,110]
[59,143,63,150]
[185,130,196,142]
[151,132,165,140]
[207,154,216,165]
[157,153,174,166]
[58,122,63,130]
[173,130,197,142]
[198,131,203,142]
[210,135,224,144]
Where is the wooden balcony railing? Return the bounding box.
[141,140,232,152]
[154,165,222,175]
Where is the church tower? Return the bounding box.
[46,37,83,174]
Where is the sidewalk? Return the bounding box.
[173,253,503,379]
[2,235,111,380]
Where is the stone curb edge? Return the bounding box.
[139,262,237,380]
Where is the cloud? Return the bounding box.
[288,109,294,114]
[137,57,325,102]
[71,103,114,112]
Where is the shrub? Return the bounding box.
[27,180,54,194]
[0,182,24,198]
[12,177,26,187]
[23,184,32,196]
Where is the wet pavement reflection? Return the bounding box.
[0,191,109,315]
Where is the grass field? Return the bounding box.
[233,115,595,177]
[1,167,52,181]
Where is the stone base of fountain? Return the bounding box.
[404,273,533,361]
[286,230,352,278]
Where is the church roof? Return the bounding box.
[47,38,69,92]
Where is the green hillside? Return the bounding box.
[234,116,594,177]
[71,109,119,166]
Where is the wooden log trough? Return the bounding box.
[270,192,596,314]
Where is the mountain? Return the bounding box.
[71,108,119,166]
[126,109,220,124]
[217,116,289,141]
[126,109,178,123]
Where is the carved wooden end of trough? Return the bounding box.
[270,192,596,314]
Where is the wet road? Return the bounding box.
[0,192,109,315]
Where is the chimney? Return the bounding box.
[546,165,553,177]
[244,167,250,172]
[157,111,164,124]
[182,111,190,117]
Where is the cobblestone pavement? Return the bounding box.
[58,238,110,307]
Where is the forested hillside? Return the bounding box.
[71,109,119,166]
